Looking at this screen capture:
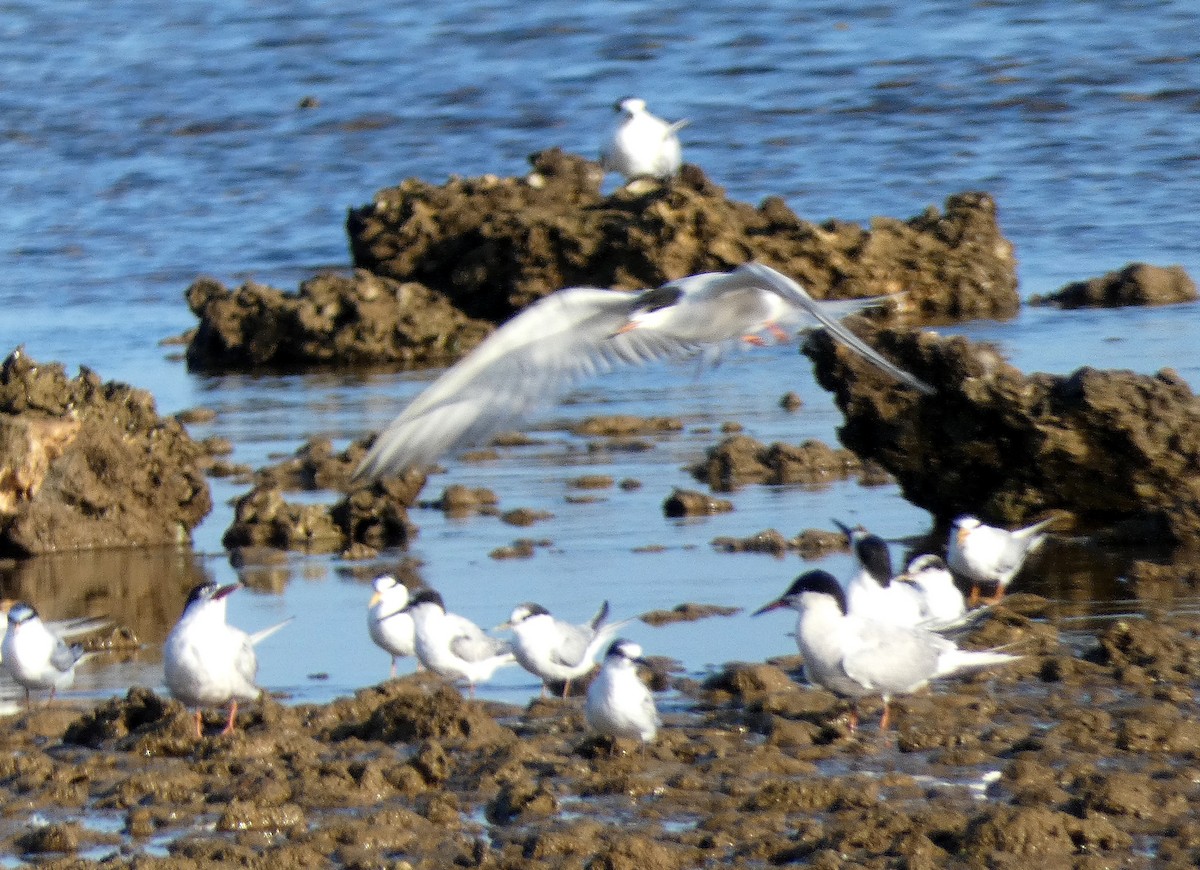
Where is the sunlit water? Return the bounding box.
[1,0,1199,708]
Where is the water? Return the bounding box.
[1,0,1199,707]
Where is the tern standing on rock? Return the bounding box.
[1,603,88,705]
[403,588,515,697]
[164,582,292,739]
[947,515,1055,605]
[600,97,687,182]
[585,639,660,745]
[353,262,933,481]
[500,600,629,698]
[367,574,417,677]
[754,570,1019,731]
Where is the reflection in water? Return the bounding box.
[0,546,212,646]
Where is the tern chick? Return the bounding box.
[1,603,88,705]
[585,639,660,745]
[500,601,630,697]
[163,582,292,739]
[600,97,687,182]
[754,570,1019,731]
[367,574,417,677]
[353,262,932,481]
[403,589,515,697]
[947,515,1055,605]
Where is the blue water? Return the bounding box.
[1,0,1199,706]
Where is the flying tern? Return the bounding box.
[402,588,515,696]
[754,570,1019,731]
[499,600,630,697]
[1,603,89,705]
[585,638,660,745]
[367,574,417,677]
[353,262,933,480]
[163,583,292,738]
[600,97,687,181]
[947,515,1054,605]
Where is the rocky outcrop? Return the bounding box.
[1030,262,1198,309]
[185,269,492,371]
[803,325,1200,545]
[348,149,1020,325]
[0,349,211,556]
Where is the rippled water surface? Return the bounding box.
[1,0,1199,705]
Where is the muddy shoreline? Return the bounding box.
[0,593,1197,867]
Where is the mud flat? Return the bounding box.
[2,599,1200,867]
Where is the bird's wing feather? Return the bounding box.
[548,622,593,668]
[450,631,512,663]
[841,623,945,694]
[735,262,935,395]
[49,637,81,673]
[354,287,702,478]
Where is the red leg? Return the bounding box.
[194,710,203,739]
[220,699,239,735]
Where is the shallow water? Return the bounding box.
[1,0,1199,707]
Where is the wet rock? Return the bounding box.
[805,325,1200,545]
[424,483,499,516]
[349,151,1017,324]
[223,485,346,553]
[185,269,492,370]
[779,390,803,411]
[663,487,734,517]
[568,474,614,490]
[330,482,419,550]
[501,507,554,526]
[1087,617,1200,682]
[489,539,539,560]
[711,527,792,555]
[691,434,865,492]
[572,415,684,437]
[0,349,211,556]
[794,527,849,559]
[1030,262,1198,309]
[639,602,742,626]
[962,805,1132,860]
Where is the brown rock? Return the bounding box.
[349,151,1017,324]
[692,434,863,492]
[663,488,734,517]
[0,350,211,556]
[804,326,1200,545]
[185,269,492,370]
[1031,262,1198,309]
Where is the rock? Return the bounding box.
[691,434,864,492]
[804,325,1200,545]
[663,488,734,517]
[185,269,492,370]
[1030,262,1198,308]
[639,603,741,626]
[349,151,1018,324]
[0,349,211,556]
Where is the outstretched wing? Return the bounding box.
[354,287,701,480]
[735,262,935,395]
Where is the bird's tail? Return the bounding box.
[1016,516,1058,546]
[53,615,113,641]
[919,604,993,636]
[666,119,690,135]
[590,600,611,631]
[250,616,295,646]
[935,645,1020,678]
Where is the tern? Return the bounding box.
[367,574,417,677]
[833,520,924,628]
[585,639,660,745]
[353,262,933,480]
[897,554,968,630]
[499,600,630,698]
[1,603,88,705]
[0,599,110,665]
[600,97,687,181]
[163,582,292,739]
[947,515,1055,605]
[402,588,515,697]
[754,570,1019,731]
